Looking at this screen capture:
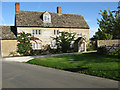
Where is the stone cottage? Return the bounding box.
[0,3,89,57]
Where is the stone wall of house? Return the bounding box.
[1,40,17,57]
[17,27,89,48]
[97,40,120,47]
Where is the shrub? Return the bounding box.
[87,41,97,51]
[30,50,42,56]
[49,49,59,54]
[17,32,32,56]
[52,32,76,53]
[97,46,108,55]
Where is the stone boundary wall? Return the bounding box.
[1,40,17,57]
[97,40,120,47]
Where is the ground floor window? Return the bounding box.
[32,43,42,49]
[77,33,82,37]
[50,42,56,49]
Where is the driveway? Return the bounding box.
[2,61,119,88]
[3,51,97,62]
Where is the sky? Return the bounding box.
[0,2,119,38]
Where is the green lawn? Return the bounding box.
[27,52,120,81]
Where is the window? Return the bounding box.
[32,43,42,49]
[43,11,51,23]
[54,30,59,35]
[44,15,50,22]
[50,42,56,49]
[36,43,38,48]
[32,43,35,49]
[45,16,47,21]
[36,30,37,35]
[32,29,41,35]
[77,33,82,37]
[39,43,42,49]
[57,30,59,35]
[39,30,41,35]
[32,30,35,35]
[54,30,56,35]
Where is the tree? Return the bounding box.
[53,32,76,53]
[17,32,32,56]
[91,9,120,40]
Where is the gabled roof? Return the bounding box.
[0,26,17,40]
[15,11,89,29]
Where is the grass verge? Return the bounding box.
[26,52,120,81]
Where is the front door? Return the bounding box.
[80,42,85,52]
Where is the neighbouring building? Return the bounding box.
[0,3,89,57]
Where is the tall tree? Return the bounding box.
[91,9,120,40]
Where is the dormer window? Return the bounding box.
[43,11,51,23]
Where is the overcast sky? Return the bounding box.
[1,2,119,38]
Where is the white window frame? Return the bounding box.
[32,43,42,50]
[50,42,56,49]
[38,43,42,49]
[32,43,35,49]
[77,33,82,37]
[43,11,51,23]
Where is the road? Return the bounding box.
[2,61,119,88]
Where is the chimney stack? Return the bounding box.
[57,6,61,15]
[15,3,20,13]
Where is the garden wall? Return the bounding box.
[97,40,120,56]
[1,40,17,57]
[97,40,120,47]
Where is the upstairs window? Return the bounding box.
[36,30,37,35]
[43,11,51,23]
[54,30,59,35]
[32,30,35,35]
[39,30,41,35]
[32,29,41,35]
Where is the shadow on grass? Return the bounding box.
[64,66,89,72]
[62,52,119,63]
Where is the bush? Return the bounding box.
[87,41,97,51]
[49,49,60,54]
[97,46,108,55]
[17,32,32,56]
[30,50,42,56]
[87,47,94,51]
[53,32,76,53]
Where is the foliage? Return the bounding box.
[49,49,61,54]
[87,41,97,51]
[97,46,108,55]
[52,32,76,53]
[91,9,120,41]
[27,52,119,81]
[41,44,51,55]
[30,50,42,56]
[17,32,32,56]
[97,45,120,56]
